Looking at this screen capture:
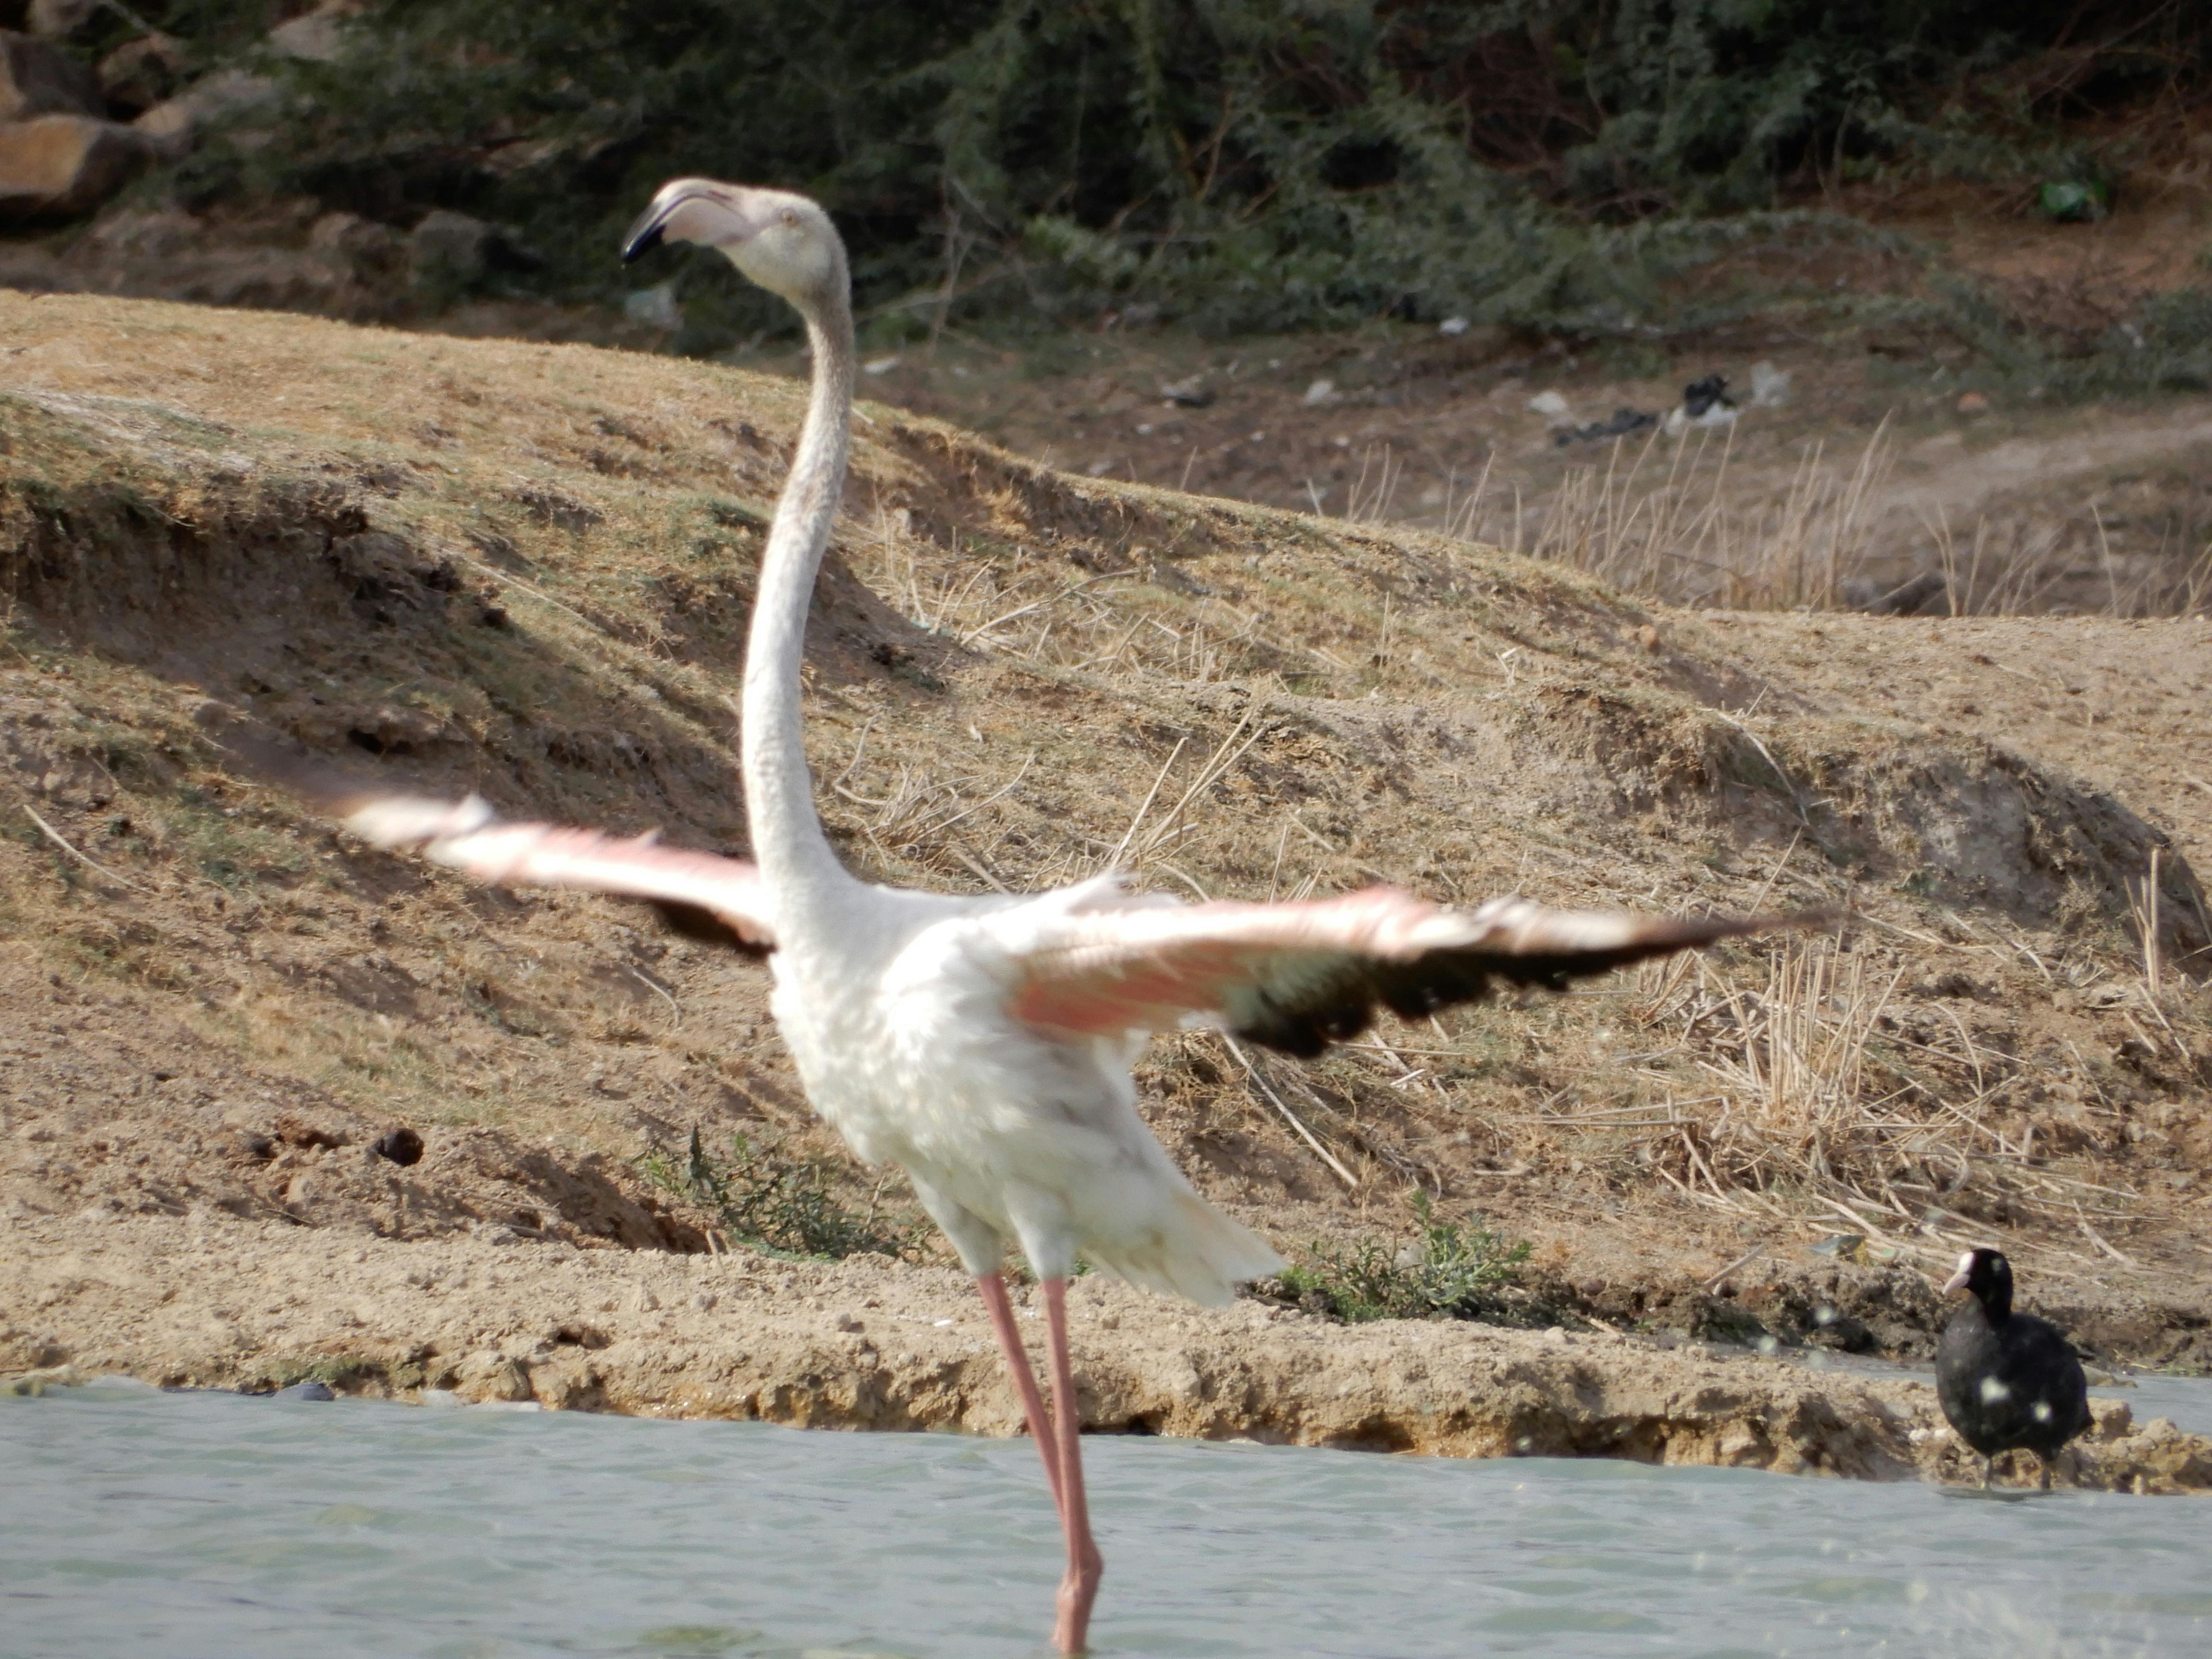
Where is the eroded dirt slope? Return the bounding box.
[1,293,2209,1462]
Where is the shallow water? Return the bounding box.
[6,1380,2212,1659]
[2092,1372,2212,1437]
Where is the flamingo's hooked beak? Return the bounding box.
[621,180,765,263]
[621,189,697,262]
[620,212,667,263]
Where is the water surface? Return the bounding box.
[5,1380,2210,1658]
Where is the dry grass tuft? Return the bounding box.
[1438,424,1895,611]
[1308,419,2212,621]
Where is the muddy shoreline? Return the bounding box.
[7,1211,2211,1496]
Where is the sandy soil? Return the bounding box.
[1,292,2208,1487]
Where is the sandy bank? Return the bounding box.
[6,1211,2209,1496]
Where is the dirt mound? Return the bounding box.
[3,291,2211,1458]
[3,966,696,1249]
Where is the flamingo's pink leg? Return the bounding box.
[1042,1278,1103,1655]
[976,1272,1065,1514]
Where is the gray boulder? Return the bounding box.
[0,28,102,120]
[25,0,97,40]
[409,208,492,288]
[132,67,276,160]
[268,4,352,64]
[310,209,404,282]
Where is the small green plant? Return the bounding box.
[2038,177,2109,223]
[637,1128,926,1262]
[247,1352,377,1393]
[1278,1193,1531,1324]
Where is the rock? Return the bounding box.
[0,28,102,119]
[3,1362,85,1396]
[1956,390,1990,415]
[622,282,681,330]
[371,1127,424,1167]
[1159,375,1214,408]
[1555,406,1657,447]
[131,69,277,160]
[25,0,96,40]
[1807,1304,1876,1353]
[1302,378,1337,407]
[85,204,205,258]
[268,3,352,63]
[307,210,404,283]
[1750,361,1790,407]
[96,33,185,119]
[1438,315,1470,335]
[131,96,191,154]
[1525,389,1573,426]
[269,1380,337,1400]
[455,1349,533,1402]
[0,113,150,221]
[409,208,491,289]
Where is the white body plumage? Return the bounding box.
[768,878,1279,1302]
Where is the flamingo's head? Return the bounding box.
[622,179,843,310]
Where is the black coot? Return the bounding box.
[1935,1246,2091,1488]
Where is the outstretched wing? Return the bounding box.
[340,793,775,954]
[1009,886,1798,1057]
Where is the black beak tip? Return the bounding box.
[621,222,665,264]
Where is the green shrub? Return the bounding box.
[637,1127,926,1262]
[67,3,2212,379]
[147,1,2199,343]
[1279,1193,1532,1323]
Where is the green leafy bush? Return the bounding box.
[637,1128,925,1261]
[154,0,2196,342]
[1279,1193,1532,1323]
[71,3,2212,375]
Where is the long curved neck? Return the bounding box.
[742,284,858,916]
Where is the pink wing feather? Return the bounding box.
[1011,886,1793,1057]
[340,794,775,952]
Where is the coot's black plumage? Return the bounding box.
[1935,1247,2091,1488]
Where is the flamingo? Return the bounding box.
[329,178,1800,1654]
